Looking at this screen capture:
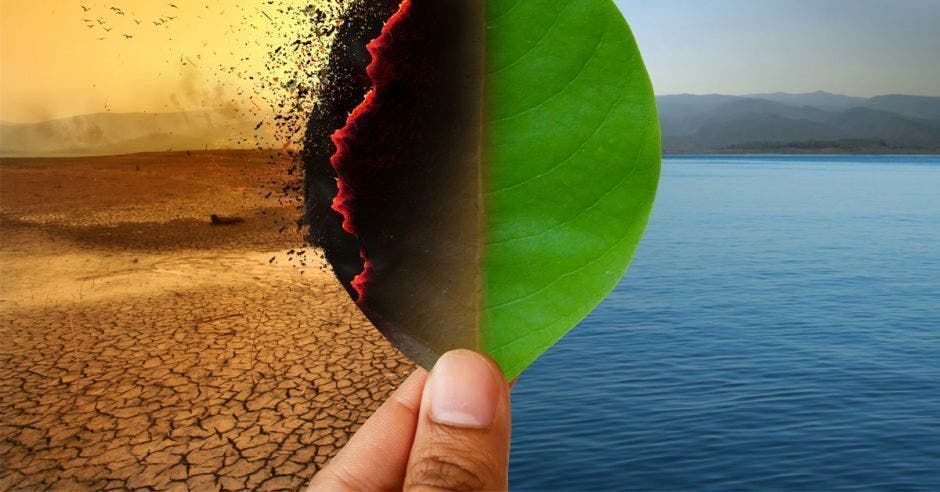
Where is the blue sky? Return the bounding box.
[616,0,940,96]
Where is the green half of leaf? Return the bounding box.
[306,0,661,379]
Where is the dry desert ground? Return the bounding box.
[0,150,413,490]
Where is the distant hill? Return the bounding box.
[0,111,276,158]
[864,95,940,120]
[743,91,867,112]
[658,92,940,154]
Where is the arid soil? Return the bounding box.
[0,151,413,490]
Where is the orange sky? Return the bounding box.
[0,0,330,123]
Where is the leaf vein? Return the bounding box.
[487,4,569,76]
[488,73,633,197]
[488,118,651,246]
[485,134,654,312]
[485,224,639,350]
[487,0,525,25]
[489,16,610,121]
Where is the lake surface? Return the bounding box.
[510,155,940,491]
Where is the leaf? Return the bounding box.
[305,0,660,379]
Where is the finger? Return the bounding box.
[404,350,512,491]
[310,368,428,491]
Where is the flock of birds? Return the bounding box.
[72,0,349,269]
[80,4,180,40]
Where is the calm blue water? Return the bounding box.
[510,155,940,491]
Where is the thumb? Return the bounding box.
[404,350,512,491]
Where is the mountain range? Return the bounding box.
[2,92,939,157]
[659,92,940,154]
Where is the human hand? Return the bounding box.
[309,350,512,491]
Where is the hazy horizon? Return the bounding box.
[4,89,939,126]
[3,89,940,125]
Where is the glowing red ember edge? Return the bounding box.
[328,0,412,302]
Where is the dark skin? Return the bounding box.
[309,350,513,491]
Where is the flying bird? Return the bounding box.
[123,34,133,39]
[81,5,91,12]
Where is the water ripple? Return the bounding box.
[510,156,940,491]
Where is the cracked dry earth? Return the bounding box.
[0,151,414,490]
